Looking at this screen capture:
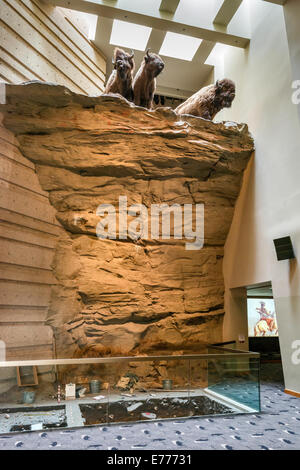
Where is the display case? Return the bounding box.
[0,346,260,433]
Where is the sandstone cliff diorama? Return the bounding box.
[1,82,254,374]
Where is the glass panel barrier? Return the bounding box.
[0,347,260,433]
[206,356,260,412]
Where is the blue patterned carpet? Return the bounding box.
[0,364,299,450]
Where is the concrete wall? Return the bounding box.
[0,0,106,364]
[217,0,300,394]
[284,0,300,124]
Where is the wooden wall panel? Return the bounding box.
[0,306,48,323]
[0,0,106,93]
[0,0,106,362]
[0,183,57,223]
[0,239,55,270]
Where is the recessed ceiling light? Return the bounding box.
[110,20,152,51]
[159,32,202,61]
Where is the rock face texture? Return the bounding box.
[1,82,254,358]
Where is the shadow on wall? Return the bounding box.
[224,153,257,285]
[289,258,299,293]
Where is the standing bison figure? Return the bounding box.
[175,78,236,120]
[133,49,164,109]
[105,47,135,101]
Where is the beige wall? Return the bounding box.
[0,0,106,365]
[284,0,300,124]
[217,0,300,393]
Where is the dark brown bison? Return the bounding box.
[105,47,135,101]
[133,49,164,109]
[175,78,236,120]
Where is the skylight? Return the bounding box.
[159,32,202,61]
[110,20,152,51]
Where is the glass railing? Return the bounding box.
[207,345,261,411]
[0,346,260,433]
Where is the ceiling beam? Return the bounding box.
[193,40,216,64]
[146,29,166,55]
[93,16,112,76]
[43,0,250,48]
[94,16,113,47]
[262,0,287,4]
[213,0,243,26]
[159,0,180,14]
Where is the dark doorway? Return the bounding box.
[247,282,283,383]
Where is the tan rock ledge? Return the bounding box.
[0,81,254,359]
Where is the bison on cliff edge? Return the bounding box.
[133,49,164,109]
[105,47,135,101]
[175,78,236,120]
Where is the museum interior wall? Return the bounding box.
[218,0,300,394]
[284,0,300,125]
[0,0,106,362]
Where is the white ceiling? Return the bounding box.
[247,283,273,298]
